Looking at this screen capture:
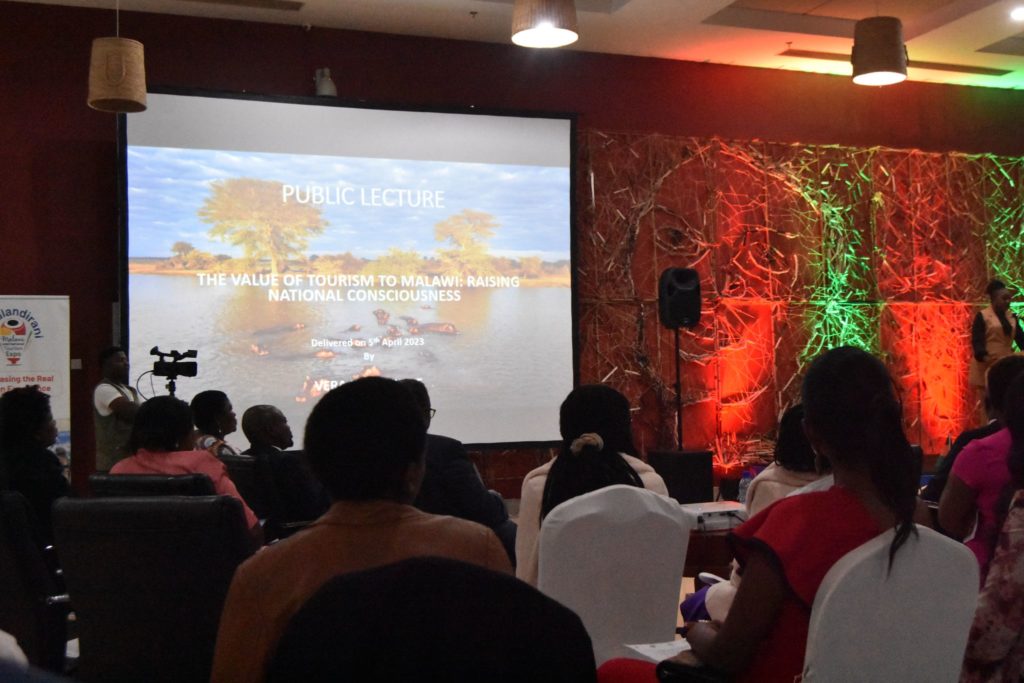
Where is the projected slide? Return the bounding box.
[127,94,573,444]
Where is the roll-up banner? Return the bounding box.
[0,295,72,462]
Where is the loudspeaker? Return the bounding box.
[646,450,714,504]
[658,268,701,329]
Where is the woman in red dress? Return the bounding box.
[600,347,919,683]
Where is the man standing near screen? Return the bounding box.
[970,281,1024,400]
[93,346,142,471]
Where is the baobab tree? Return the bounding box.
[199,178,327,276]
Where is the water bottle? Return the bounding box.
[737,470,753,505]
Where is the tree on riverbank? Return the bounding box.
[434,209,499,277]
[171,241,195,260]
[199,178,327,276]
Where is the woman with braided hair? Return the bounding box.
[515,385,667,586]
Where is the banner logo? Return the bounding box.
[0,308,43,366]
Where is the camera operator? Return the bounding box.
[93,346,142,471]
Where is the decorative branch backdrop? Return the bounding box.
[577,132,1024,462]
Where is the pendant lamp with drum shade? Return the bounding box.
[511,0,578,48]
[851,16,907,86]
[88,0,147,113]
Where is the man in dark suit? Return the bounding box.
[399,379,517,565]
[241,405,329,527]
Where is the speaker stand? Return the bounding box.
[674,327,683,449]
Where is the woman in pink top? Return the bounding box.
[939,356,1024,581]
[961,373,1024,682]
[942,428,1012,579]
[111,395,260,533]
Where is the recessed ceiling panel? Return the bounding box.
[978,34,1024,57]
[176,0,302,10]
[732,0,960,22]
[780,47,1011,75]
[704,5,855,38]
[473,0,633,13]
[706,0,1007,44]
[731,0,822,12]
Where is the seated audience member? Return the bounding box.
[924,355,1024,504]
[110,396,260,534]
[190,390,242,458]
[0,386,69,543]
[209,377,511,683]
[961,373,1024,682]
[241,405,329,524]
[93,346,141,471]
[940,355,1024,581]
[683,404,826,622]
[398,378,517,564]
[516,384,667,586]
[745,404,825,517]
[598,347,919,683]
[266,557,597,683]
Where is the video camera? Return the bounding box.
[150,347,198,379]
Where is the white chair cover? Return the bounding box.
[537,484,691,665]
[802,525,979,682]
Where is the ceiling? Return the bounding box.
[17,0,1024,88]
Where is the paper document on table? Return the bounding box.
[626,640,692,661]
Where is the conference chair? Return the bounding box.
[220,454,272,519]
[87,472,215,497]
[537,484,692,665]
[801,525,979,682]
[647,449,714,504]
[266,556,597,683]
[244,450,329,541]
[52,496,255,683]
[0,492,69,673]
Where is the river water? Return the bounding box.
[128,273,573,445]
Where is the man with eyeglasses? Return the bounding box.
[398,379,517,566]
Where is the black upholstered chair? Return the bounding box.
[220,454,271,519]
[88,472,215,497]
[0,492,69,673]
[229,451,327,541]
[52,495,255,683]
[267,556,597,683]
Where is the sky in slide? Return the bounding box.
[127,147,571,261]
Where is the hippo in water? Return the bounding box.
[353,365,382,380]
[254,322,306,336]
[418,322,457,335]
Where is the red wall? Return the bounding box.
[3,1,1024,490]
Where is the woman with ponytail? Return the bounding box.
[598,347,919,683]
[515,385,667,586]
[961,374,1024,682]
